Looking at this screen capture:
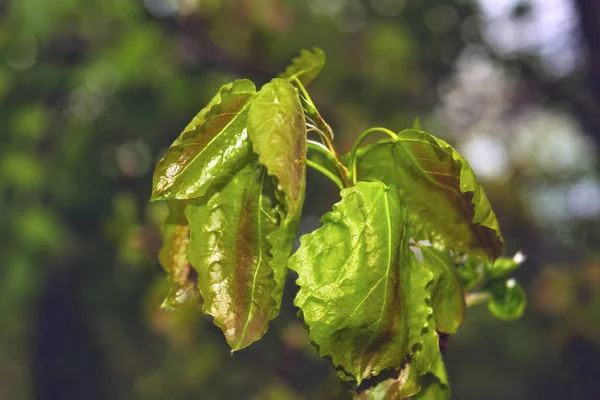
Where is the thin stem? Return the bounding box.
[306,160,344,190]
[307,141,349,190]
[292,77,352,187]
[465,292,491,308]
[348,127,398,184]
[291,77,315,108]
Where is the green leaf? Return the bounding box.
[158,200,193,287]
[186,162,284,350]
[160,280,201,311]
[352,129,504,261]
[353,363,421,400]
[247,78,307,223]
[420,247,465,334]
[152,79,256,201]
[279,47,326,86]
[157,200,200,310]
[456,251,488,292]
[413,356,451,400]
[290,181,435,383]
[486,279,526,320]
[488,253,522,278]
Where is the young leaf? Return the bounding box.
[158,200,200,310]
[352,129,504,261]
[160,280,201,311]
[420,247,465,334]
[456,251,488,292]
[486,279,526,320]
[152,79,257,201]
[185,162,283,350]
[247,78,307,223]
[289,181,435,383]
[413,355,451,400]
[353,363,421,400]
[279,47,326,86]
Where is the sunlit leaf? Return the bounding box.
[157,200,201,310]
[159,200,193,286]
[486,279,526,320]
[289,182,435,383]
[247,78,307,223]
[352,129,504,261]
[160,280,201,311]
[152,79,256,201]
[353,363,421,400]
[186,162,283,350]
[279,47,326,86]
[420,247,465,334]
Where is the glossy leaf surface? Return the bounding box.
[290,182,435,383]
[279,47,326,86]
[247,78,307,223]
[352,129,504,260]
[487,279,526,320]
[420,247,465,334]
[152,79,256,201]
[186,162,283,350]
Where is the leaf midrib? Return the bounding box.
[160,92,254,187]
[237,168,269,348]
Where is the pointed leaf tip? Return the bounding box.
[186,162,287,350]
[151,79,257,201]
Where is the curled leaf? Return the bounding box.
[158,200,200,309]
[487,279,526,320]
[420,247,465,334]
[413,355,451,400]
[352,129,504,261]
[247,78,307,224]
[152,79,256,201]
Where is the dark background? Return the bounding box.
[1,0,600,399]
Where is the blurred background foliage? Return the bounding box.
[1,0,600,399]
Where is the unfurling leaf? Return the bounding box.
[352,129,504,261]
[290,181,435,383]
[420,247,465,334]
[247,78,307,224]
[456,251,488,292]
[279,47,326,86]
[158,200,200,309]
[152,79,256,201]
[489,254,522,278]
[186,162,284,350]
[487,279,526,320]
